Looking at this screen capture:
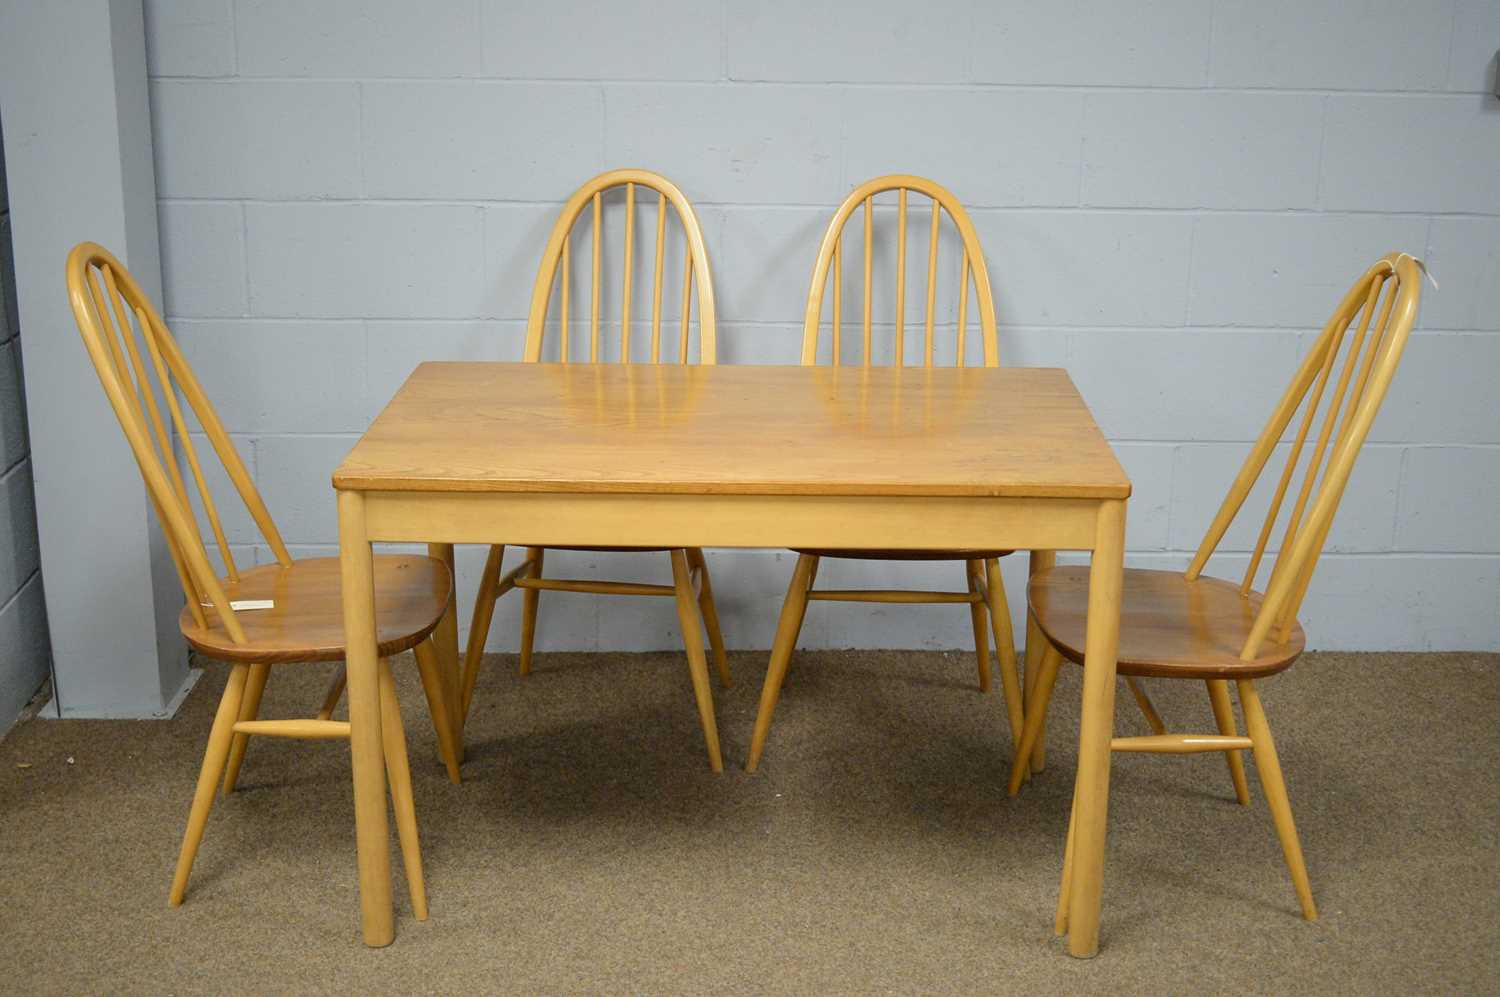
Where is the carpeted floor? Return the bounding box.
[1,648,1497,995]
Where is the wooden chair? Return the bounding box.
[1011,254,1425,929]
[746,175,1024,772]
[459,169,732,772]
[65,242,462,917]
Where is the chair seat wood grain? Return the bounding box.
[1029,566,1305,679]
[178,556,450,664]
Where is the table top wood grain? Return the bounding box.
[334,362,1131,500]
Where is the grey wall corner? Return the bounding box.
[0,0,191,718]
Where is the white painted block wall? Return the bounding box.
[143,0,1500,653]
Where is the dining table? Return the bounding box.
[332,360,1130,956]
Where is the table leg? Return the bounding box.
[339,490,394,947]
[1065,499,1125,958]
[426,542,465,756]
[1023,550,1056,777]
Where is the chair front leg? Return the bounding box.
[413,638,463,784]
[670,549,723,773]
[746,553,817,773]
[686,548,731,688]
[222,661,270,794]
[170,663,250,906]
[964,560,993,694]
[378,657,428,921]
[518,547,545,676]
[1124,676,1167,735]
[1056,781,1079,937]
[461,544,505,716]
[317,664,347,721]
[983,558,1025,750]
[1238,679,1317,920]
[1008,643,1063,796]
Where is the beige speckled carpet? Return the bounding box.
[1,649,1497,995]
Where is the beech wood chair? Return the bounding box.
[459,169,732,772]
[1011,254,1425,929]
[746,175,1024,772]
[66,242,461,917]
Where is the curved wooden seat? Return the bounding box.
[793,547,1013,561]
[1028,566,1305,680]
[179,556,450,663]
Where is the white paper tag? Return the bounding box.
[1396,252,1439,290]
[202,599,275,611]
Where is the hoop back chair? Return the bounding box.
[461,169,731,772]
[66,242,461,918]
[1011,254,1425,930]
[746,175,1022,773]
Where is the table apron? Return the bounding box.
[359,491,1103,551]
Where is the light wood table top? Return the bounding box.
[334,362,1131,500]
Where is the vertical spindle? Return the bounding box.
[862,196,873,366]
[651,191,666,362]
[895,189,907,366]
[621,183,635,361]
[924,200,939,366]
[590,192,602,362]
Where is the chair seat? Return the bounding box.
[178,556,450,663]
[793,548,1014,561]
[1028,566,1305,680]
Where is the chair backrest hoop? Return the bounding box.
[800,174,999,368]
[65,241,292,646]
[1184,253,1424,661]
[523,169,717,365]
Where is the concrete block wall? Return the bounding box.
[142,0,1500,654]
[0,118,52,732]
